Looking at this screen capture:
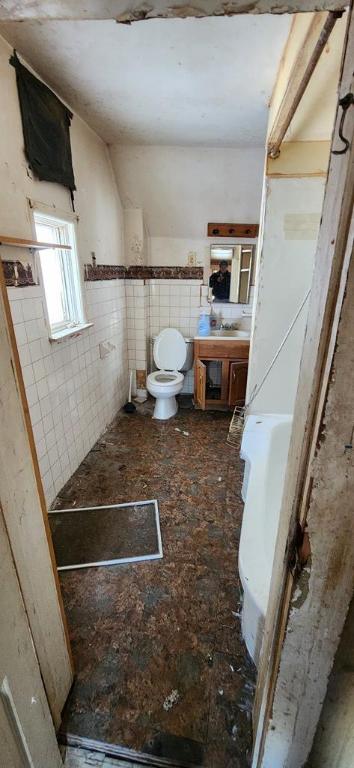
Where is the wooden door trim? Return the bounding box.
[0,262,73,727]
[253,7,354,765]
[194,358,206,410]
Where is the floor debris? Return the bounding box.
[163,689,180,711]
[57,404,256,767]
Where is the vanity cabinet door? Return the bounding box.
[229,360,248,407]
[195,359,206,410]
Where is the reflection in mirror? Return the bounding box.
[209,244,254,303]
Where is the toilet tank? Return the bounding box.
[150,335,194,372]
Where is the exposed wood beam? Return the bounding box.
[268,11,342,159]
[0,0,348,23]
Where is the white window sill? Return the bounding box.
[49,322,93,343]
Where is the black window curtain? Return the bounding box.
[10,51,76,203]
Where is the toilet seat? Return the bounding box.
[153,328,186,372]
[147,370,184,386]
[147,328,187,420]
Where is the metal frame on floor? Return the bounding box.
[48,499,163,571]
[61,733,202,768]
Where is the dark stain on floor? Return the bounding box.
[55,399,256,767]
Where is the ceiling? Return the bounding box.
[0,0,347,22]
[0,14,291,146]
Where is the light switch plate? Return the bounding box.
[187,251,197,266]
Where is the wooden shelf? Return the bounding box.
[0,235,71,251]
[207,222,259,239]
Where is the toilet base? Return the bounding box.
[153,395,178,420]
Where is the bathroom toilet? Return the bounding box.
[147,328,190,420]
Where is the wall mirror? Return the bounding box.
[209,244,254,304]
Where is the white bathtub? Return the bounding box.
[238,414,293,666]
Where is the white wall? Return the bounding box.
[0,34,124,268]
[110,144,264,241]
[247,177,325,414]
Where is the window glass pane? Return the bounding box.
[35,221,67,327]
[34,213,83,334]
[41,248,67,327]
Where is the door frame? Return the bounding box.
[252,6,354,764]
[0,502,63,767]
[0,262,74,728]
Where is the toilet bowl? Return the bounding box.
[147,328,187,420]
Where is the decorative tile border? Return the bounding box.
[84,264,126,281]
[3,260,204,288]
[84,264,203,281]
[128,265,204,280]
[2,260,36,287]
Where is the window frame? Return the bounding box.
[33,209,88,340]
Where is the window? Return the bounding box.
[34,211,86,338]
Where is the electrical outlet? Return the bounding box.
[187,251,197,266]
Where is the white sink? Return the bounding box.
[211,329,250,338]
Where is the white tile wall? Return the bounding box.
[8,281,129,506]
[148,279,202,393]
[149,280,202,339]
[126,280,148,377]
[9,274,254,503]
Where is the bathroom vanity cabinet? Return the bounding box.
[194,338,249,411]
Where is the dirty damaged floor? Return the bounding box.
[55,400,256,768]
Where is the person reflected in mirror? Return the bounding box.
[209,260,231,301]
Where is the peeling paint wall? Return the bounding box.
[0,34,124,269]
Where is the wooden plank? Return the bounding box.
[194,359,206,410]
[253,8,354,766]
[221,359,231,402]
[267,12,341,159]
[0,235,71,250]
[207,222,259,238]
[0,260,73,727]
[195,340,250,359]
[0,506,63,768]
[228,360,248,406]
